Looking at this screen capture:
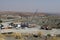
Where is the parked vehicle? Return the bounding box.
[21,22,29,29]
[41,25,52,30]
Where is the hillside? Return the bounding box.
[0,11,48,16]
[0,11,60,17]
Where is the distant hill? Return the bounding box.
[0,11,60,16]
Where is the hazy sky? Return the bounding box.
[0,0,60,13]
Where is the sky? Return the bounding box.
[0,0,60,13]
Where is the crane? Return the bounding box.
[30,9,38,24]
